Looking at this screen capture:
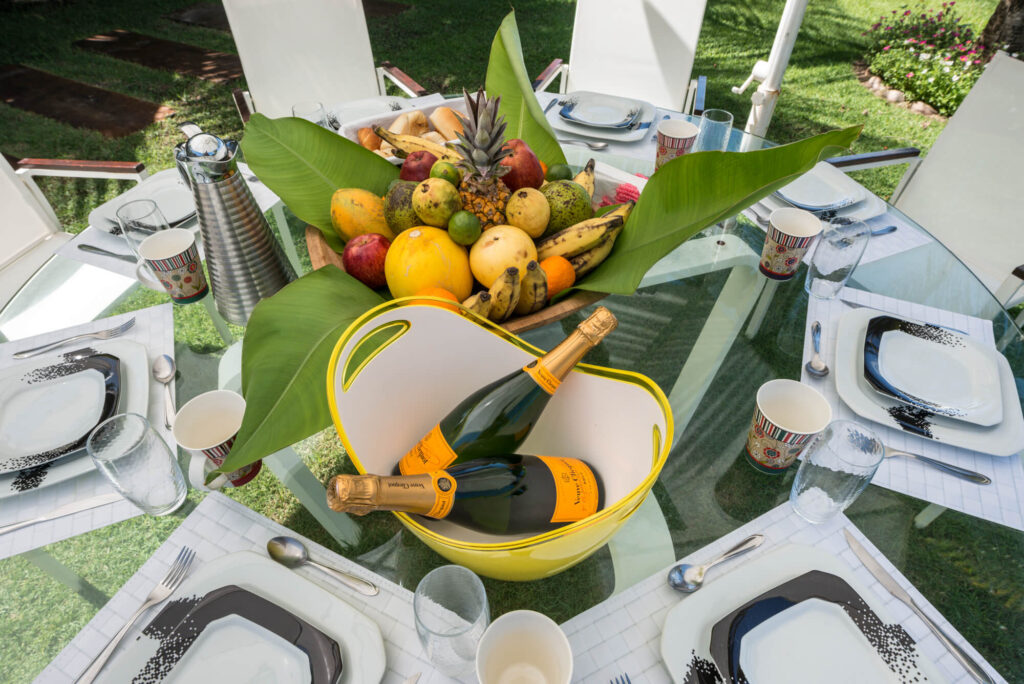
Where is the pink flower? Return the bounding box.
[883,45,891,50]
[904,10,912,15]
[906,72,915,78]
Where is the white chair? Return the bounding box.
[532,0,709,114]
[828,52,1024,314]
[222,0,427,122]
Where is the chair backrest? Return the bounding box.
[566,0,708,111]
[0,156,61,269]
[895,52,1024,299]
[222,0,380,119]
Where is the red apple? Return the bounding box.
[399,150,438,182]
[342,234,391,289]
[499,139,544,191]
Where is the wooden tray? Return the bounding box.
[304,226,607,334]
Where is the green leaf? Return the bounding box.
[485,11,567,168]
[576,125,863,295]
[213,267,385,478]
[240,114,399,251]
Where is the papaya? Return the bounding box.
[330,188,396,242]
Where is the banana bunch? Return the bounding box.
[567,200,635,277]
[372,127,461,164]
[514,261,548,315]
[461,291,492,319]
[573,159,596,199]
[535,214,624,261]
[487,267,521,322]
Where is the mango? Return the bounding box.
[331,188,396,242]
[411,178,462,227]
[384,180,419,234]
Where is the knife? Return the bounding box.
[0,492,124,535]
[77,244,138,264]
[843,529,994,683]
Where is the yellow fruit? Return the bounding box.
[504,187,551,238]
[385,227,473,300]
[469,225,538,288]
[330,188,396,242]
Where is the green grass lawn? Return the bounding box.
[2,0,1020,681]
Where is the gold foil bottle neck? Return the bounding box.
[327,475,380,516]
[576,306,617,343]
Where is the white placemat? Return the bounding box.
[561,502,1004,683]
[41,492,454,684]
[0,304,176,559]
[801,287,1024,530]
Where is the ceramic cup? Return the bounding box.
[655,119,699,170]
[476,610,573,684]
[745,379,832,473]
[759,208,822,280]
[172,390,261,487]
[138,228,209,304]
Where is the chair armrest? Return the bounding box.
[693,75,707,116]
[233,88,253,123]
[379,61,427,97]
[12,157,148,182]
[532,58,565,91]
[825,147,920,171]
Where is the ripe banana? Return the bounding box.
[372,127,460,163]
[604,199,635,223]
[573,159,596,200]
[487,267,520,322]
[514,260,548,315]
[569,235,616,278]
[461,291,492,319]
[535,214,624,261]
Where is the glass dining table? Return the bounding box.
[1,116,1021,682]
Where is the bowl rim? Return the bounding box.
[326,296,673,552]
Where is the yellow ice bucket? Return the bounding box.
[326,297,672,581]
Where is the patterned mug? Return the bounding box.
[759,208,822,280]
[172,390,261,487]
[745,379,832,472]
[138,228,209,304]
[655,119,699,171]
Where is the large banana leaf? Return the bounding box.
[240,114,399,251]
[486,11,567,168]
[212,267,385,480]
[576,125,863,295]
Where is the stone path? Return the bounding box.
[75,30,243,84]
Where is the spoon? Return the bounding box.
[804,321,829,378]
[267,536,379,596]
[151,355,176,430]
[558,138,609,150]
[668,534,764,593]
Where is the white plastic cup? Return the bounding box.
[655,119,699,170]
[173,390,259,488]
[745,379,832,473]
[759,208,823,280]
[476,610,573,684]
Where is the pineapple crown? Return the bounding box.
[453,87,511,180]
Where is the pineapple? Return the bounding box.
[453,88,513,228]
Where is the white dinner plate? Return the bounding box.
[835,307,1024,456]
[775,161,866,211]
[660,544,946,683]
[758,163,886,223]
[0,339,150,498]
[548,96,656,142]
[98,551,386,684]
[88,169,196,234]
[558,91,643,128]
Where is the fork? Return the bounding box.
[611,675,632,684]
[13,317,136,359]
[77,546,196,683]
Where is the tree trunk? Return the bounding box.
[980,0,1024,55]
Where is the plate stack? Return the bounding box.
[546,91,656,142]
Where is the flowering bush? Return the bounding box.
[863,1,986,115]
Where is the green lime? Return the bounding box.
[545,163,572,181]
[430,161,462,186]
[447,210,482,245]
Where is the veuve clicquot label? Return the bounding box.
[522,360,560,395]
[399,424,458,475]
[535,455,601,523]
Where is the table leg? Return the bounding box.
[272,204,305,276]
[201,296,234,346]
[744,277,776,338]
[608,494,674,596]
[913,503,948,529]
[23,548,109,609]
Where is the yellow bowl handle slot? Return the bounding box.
[341,319,410,392]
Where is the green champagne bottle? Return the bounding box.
[329,454,605,534]
[394,307,617,476]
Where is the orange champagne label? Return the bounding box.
[523,360,560,395]
[536,455,600,523]
[399,424,459,475]
[426,471,457,518]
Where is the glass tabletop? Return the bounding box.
[1,124,1022,682]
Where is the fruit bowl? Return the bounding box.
[326,297,672,581]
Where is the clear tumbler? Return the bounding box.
[804,217,871,299]
[414,565,490,676]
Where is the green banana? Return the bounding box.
[461,291,492,319]
[573,159,596,200]
[536,214,624,261]
[513,260,548,315]
[487,267,520,322]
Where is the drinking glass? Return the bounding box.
[414,565,490,676]
[116,199,170,263]
[804,217,871,299]
[87,413,187,516]
[694,108,735,152]
[790,420,884,523]
[291,101,331,128]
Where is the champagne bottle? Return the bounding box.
[394,307,617,476]
[329,455,605,535]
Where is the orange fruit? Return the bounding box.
[415,286,460,312]
[539,160,548,178]
[539,256,576,297]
